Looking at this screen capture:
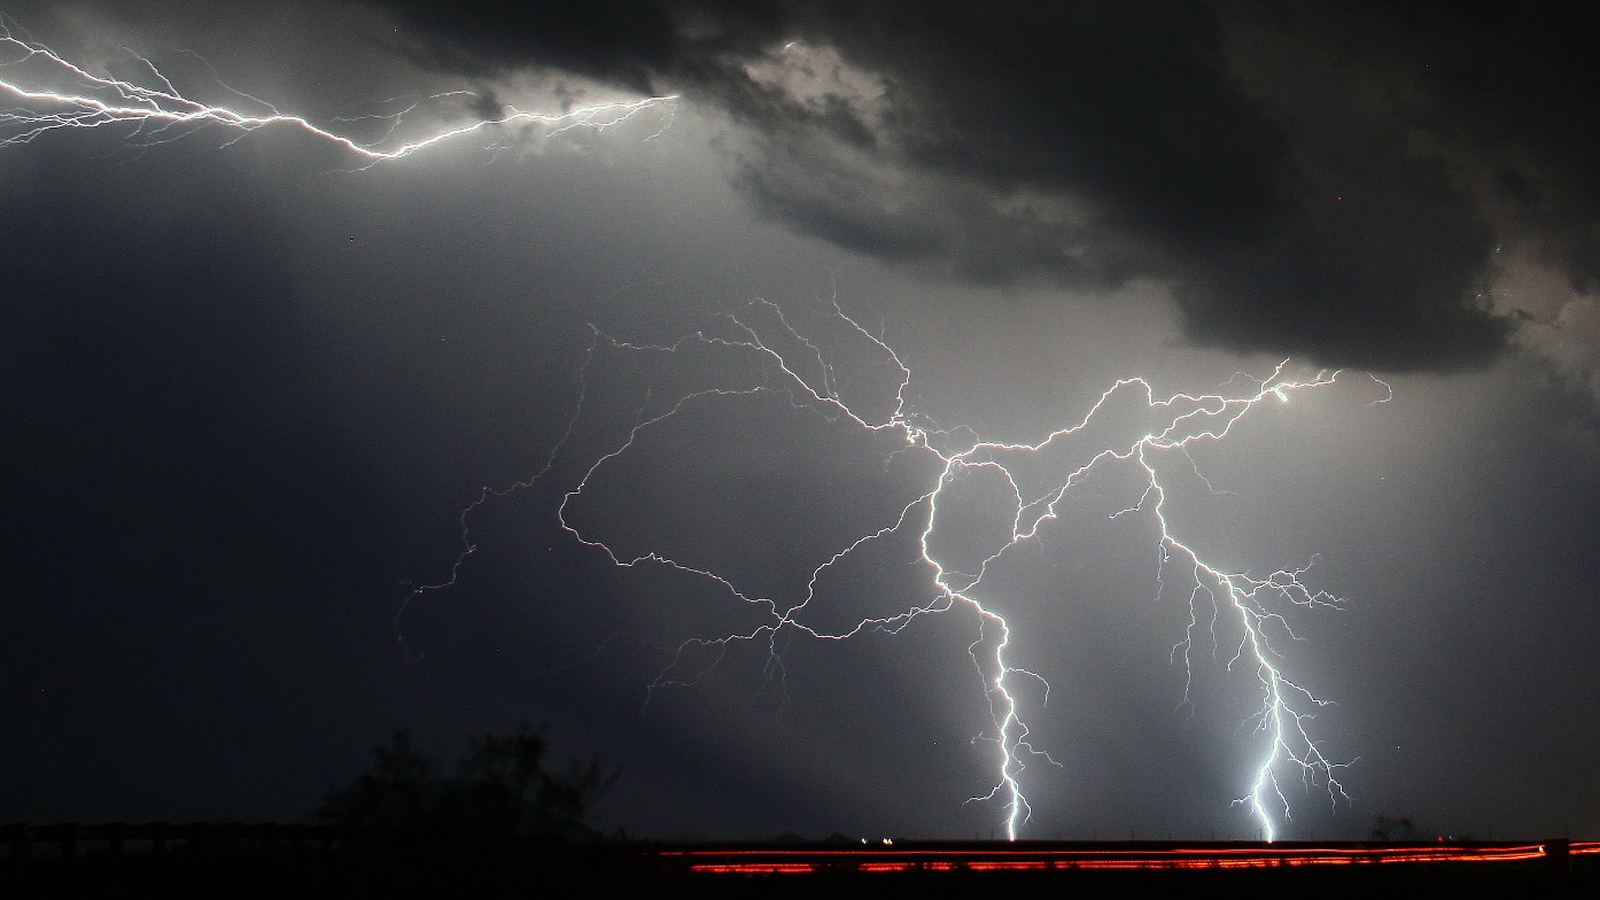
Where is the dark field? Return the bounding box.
[4,827,1596,898]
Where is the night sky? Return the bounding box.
[4,0,1599,842]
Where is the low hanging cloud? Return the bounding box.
[1487,250,1600,405]
[371,0,1600,377]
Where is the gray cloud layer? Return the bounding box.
[367,0,1599,373]
[7,0,1600,839]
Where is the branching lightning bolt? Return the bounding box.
[1,16,1375,845]
[411,297,1379,842]
[0,20,676,166]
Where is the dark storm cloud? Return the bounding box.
[1360,3,1600,286]
[8,0,1600,843]
[359,0,1600,371]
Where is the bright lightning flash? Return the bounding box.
[0,14,1376,847]
[0,20,675,166]
[419,299,1385,842]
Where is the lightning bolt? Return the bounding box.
[2,16,1373,843]
[0,19,676,166]
[435,297,1377,842]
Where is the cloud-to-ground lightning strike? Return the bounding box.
[0,20,675,166]
[1,15,1372,844]
[415,298,1382,842]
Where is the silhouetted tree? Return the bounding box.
[320,724,621,841]
[542,748,626,838]
[1370,814,1419,842]
[318,732,436,831]
[457,724,622,838]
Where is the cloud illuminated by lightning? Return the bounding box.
[0,15,1378,844]
[413,297,1386,842]
[0,19,676,167]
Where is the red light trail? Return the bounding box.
[662,839,1590,875]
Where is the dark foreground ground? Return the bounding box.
[3,831,1597,898]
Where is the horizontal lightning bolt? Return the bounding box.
[0,20,676,167]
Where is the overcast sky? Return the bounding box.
[3,0,1598,842]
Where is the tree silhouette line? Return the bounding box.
[318,724,621,843]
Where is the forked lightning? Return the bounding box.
[1,19,1377,841]
[521,299,1378,840]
